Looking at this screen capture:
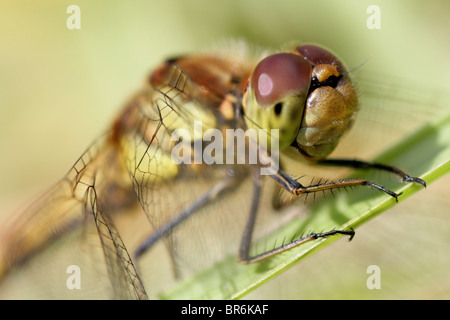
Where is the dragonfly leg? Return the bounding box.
[271,169,402,202]
[239,157,423,263]
[316,158,426,187]
[133,171,244,261]
[239,168,354,263]
[238,157,418,263]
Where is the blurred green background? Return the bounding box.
[0,0,449,299]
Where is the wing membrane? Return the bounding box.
[116,64,250,287]
[0,135,148,299]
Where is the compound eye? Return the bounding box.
[251,53,311,107]
[296,45,346,73]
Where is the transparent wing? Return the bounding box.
[115,64,258,296]
[0,63,257,299]
[0,135,147,299]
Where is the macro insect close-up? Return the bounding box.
[0,1,449,300]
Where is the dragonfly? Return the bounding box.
[0,41,427,299]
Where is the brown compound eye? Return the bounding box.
[295,44,346,74]
[244,53,312,150]
[251,53,312,108]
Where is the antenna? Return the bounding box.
[342,54,373,76]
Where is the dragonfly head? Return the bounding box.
[243,44,358,160]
